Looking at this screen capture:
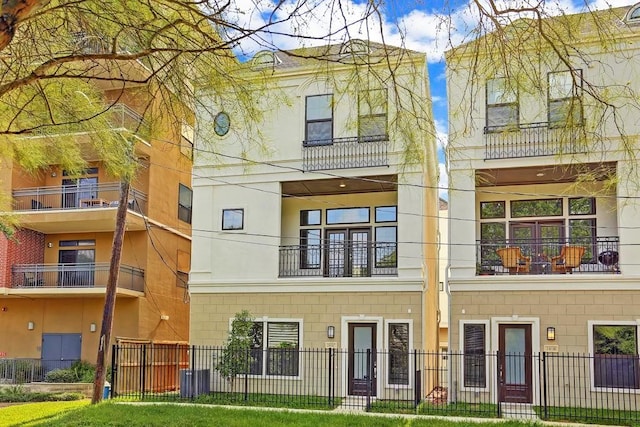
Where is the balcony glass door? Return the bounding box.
[511,221,564,272]
[62,177,98,208]
[58,249,95,287]
[325,229,370,277]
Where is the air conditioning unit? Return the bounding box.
[179,369,210,398]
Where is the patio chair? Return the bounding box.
[551,245,585,274]
[496,247,531,274]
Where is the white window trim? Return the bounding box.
[226,316,304,380]
[384,319,414,389]
[588,319,640,393]
[459,319,491,392]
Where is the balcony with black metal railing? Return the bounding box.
[475,236,620,276]
[279,241,397,278]
[12,182,148,215]
[484,122,586,160]
[11,263,145,292]
[302,135,389,171]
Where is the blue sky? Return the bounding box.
[229,0,634,197]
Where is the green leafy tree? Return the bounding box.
[216,310,256,392]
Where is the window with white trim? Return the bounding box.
[248,320,301,377]
[548,69,583,127]
[305,94,333,146]
[591,322,640,389]
[461,322,488,388]
[486,77,518,130]
[388,322,410,385]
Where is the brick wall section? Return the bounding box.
[0,229,45,287]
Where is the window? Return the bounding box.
[178,184,193,224]
[300,210,321,226]
[462,322,487,388]
[375,206,397,223]
[326,207,369,224]
[591,323,640,389]
[300,229,321,269]
[359,89,387,141]
[388,322,410,386]
[222,208,244,230]
[176,250,190,288]
[569,197,595,215]
[548,70,582,126]
[511,198,562,218]
[248,320,301,377]
[375,226,397,268]
[305,94,333,145]
[180,122,194,160]
[480,222,505,267]
[486,78,518,130]
[480,201,505,219]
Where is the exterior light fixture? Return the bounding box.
[90,323,97,333]
[339,182,346,188]
[27,321,34,330]
[547,327,556,341]
[327,325,335,339]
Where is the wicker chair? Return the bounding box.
[496,247,531,274]
[551,245,585,274]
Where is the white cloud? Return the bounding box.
[438,162,449,200]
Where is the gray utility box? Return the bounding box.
[180,369,210,398]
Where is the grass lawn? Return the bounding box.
[1,402,547,426]
[0,400,90,427]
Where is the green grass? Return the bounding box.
[0,400,90,427]
[370,399,417,414]
[3,402,545,426]
[136,392,341,410]
[417,401,499,418]
[535,405,640,426]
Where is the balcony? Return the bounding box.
[302,135,389,171]
[476,236,620,276]
[13,182,147,215]
[26,103,150,142]
[484,122,585,160]
[10,263,144,292]
[279,242,397,278]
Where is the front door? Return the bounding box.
[348,323,377,395]
[42,333,81,372]
[498,324,533,403]
[325,229,370,277]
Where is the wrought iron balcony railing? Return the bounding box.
[11,263,145,292]
[302,135,389,171]
[12,182,147,215]
[476,236,620,275]
[484,122,585,160]
[279,241,397,278]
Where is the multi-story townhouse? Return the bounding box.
[446,5,640,407]
[0,36,193,370]
[190,40,439,400]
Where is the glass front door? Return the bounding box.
[498,324,532,403]
[348,323,377,395]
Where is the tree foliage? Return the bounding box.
[216,309,256,392]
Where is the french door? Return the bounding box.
[62,177,98,208]
[325,229,370,277]
[510,220,564,258]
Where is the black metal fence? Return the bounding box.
[110,345,640,425]
[302,136,389,171]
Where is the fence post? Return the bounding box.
[328,348,334,407]
[190,344,196,400]
[414,349,419,407]
[542,352,548,420]
[243,348,249,402]
[496,351,501,418]
[111,344,117,397]
[366,349,371,412]
[141,344,147,400]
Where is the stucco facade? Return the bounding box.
[446,5,640,406]
[190,41,439,399]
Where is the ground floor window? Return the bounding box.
[249,320,301,377]
[590,322,640,389]
[387,322,411,386]
[461,321,489,389]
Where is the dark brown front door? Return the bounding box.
[498,324,532,403]
[348,323,377,395]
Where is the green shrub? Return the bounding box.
[0,385,83,402]
[45,361,95,383]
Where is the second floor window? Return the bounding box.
[178,184,192,224]
[486,77,518,130]
[359,89,387,141]
[548,69,583,127]
[305,94,333,145]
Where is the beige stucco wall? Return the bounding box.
[190,291,422,349]
[449,289,640,353]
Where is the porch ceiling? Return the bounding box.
[282,174,397,196]
[476,162,616,187]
